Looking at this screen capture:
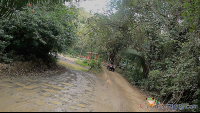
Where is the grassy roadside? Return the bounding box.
[75,59,90,67]
[89,67,102,75]
[57,60,87,72]
[64,54,103,75]
[75,59,103,75]
[59,53,103,75]
[63,54,73,58]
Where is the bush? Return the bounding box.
[0,4,76,63]
[145,70,162,91]
[88,59,102,74]
[83,58,87,63]
[139,57,199,109]
[89,60,98,69]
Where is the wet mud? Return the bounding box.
[0,69,99,112]
[0,55,165,112]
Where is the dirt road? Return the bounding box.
[84,67,163,112]
[0,56,163,112]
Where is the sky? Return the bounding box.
[65,0,111,14]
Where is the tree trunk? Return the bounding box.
[142,65,148,78]
[116,57,121,66]
[107,52,110,63]
[80,45,84,56]
[141,56,148,78]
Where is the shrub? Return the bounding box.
[0,4,76,64]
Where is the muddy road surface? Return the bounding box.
[0,56,163,112]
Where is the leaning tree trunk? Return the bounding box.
[107,52,110,63]
[142,65,148,78]
[107,51,114,63]
[141,56,148,78]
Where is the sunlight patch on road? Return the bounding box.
[40,83,65,90]
[51,101,62,105]
[35,101,45,106]
[66,96,70,98]
[82,96,86,99]
[86,92,92,94]
[82,93,87,96]
[42,93,51,96]
[76,104,86,108]
[14,83,26,87]
[60,82,73,86]
[0,84,12,87]
[69,106,76,109]
[56,96,67,102]
[43,89,57,93]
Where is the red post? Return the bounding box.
[87,53,91,60]
[95,55,98,60]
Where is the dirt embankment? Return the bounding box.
[0,60,66,77]
[0,54,82,77]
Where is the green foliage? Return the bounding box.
[57,60,87,72]
[89,60,98,69]
[75,59,89,67]
[0,4,77,63]
[145,70,162,91]
[83,58,87,63]
[65,0,200,111]
[183,0,200,32]
[0,0,70,18]
[103,0,199,111]
[88,59,102,75]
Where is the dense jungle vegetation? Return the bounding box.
[0,0,199,112]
